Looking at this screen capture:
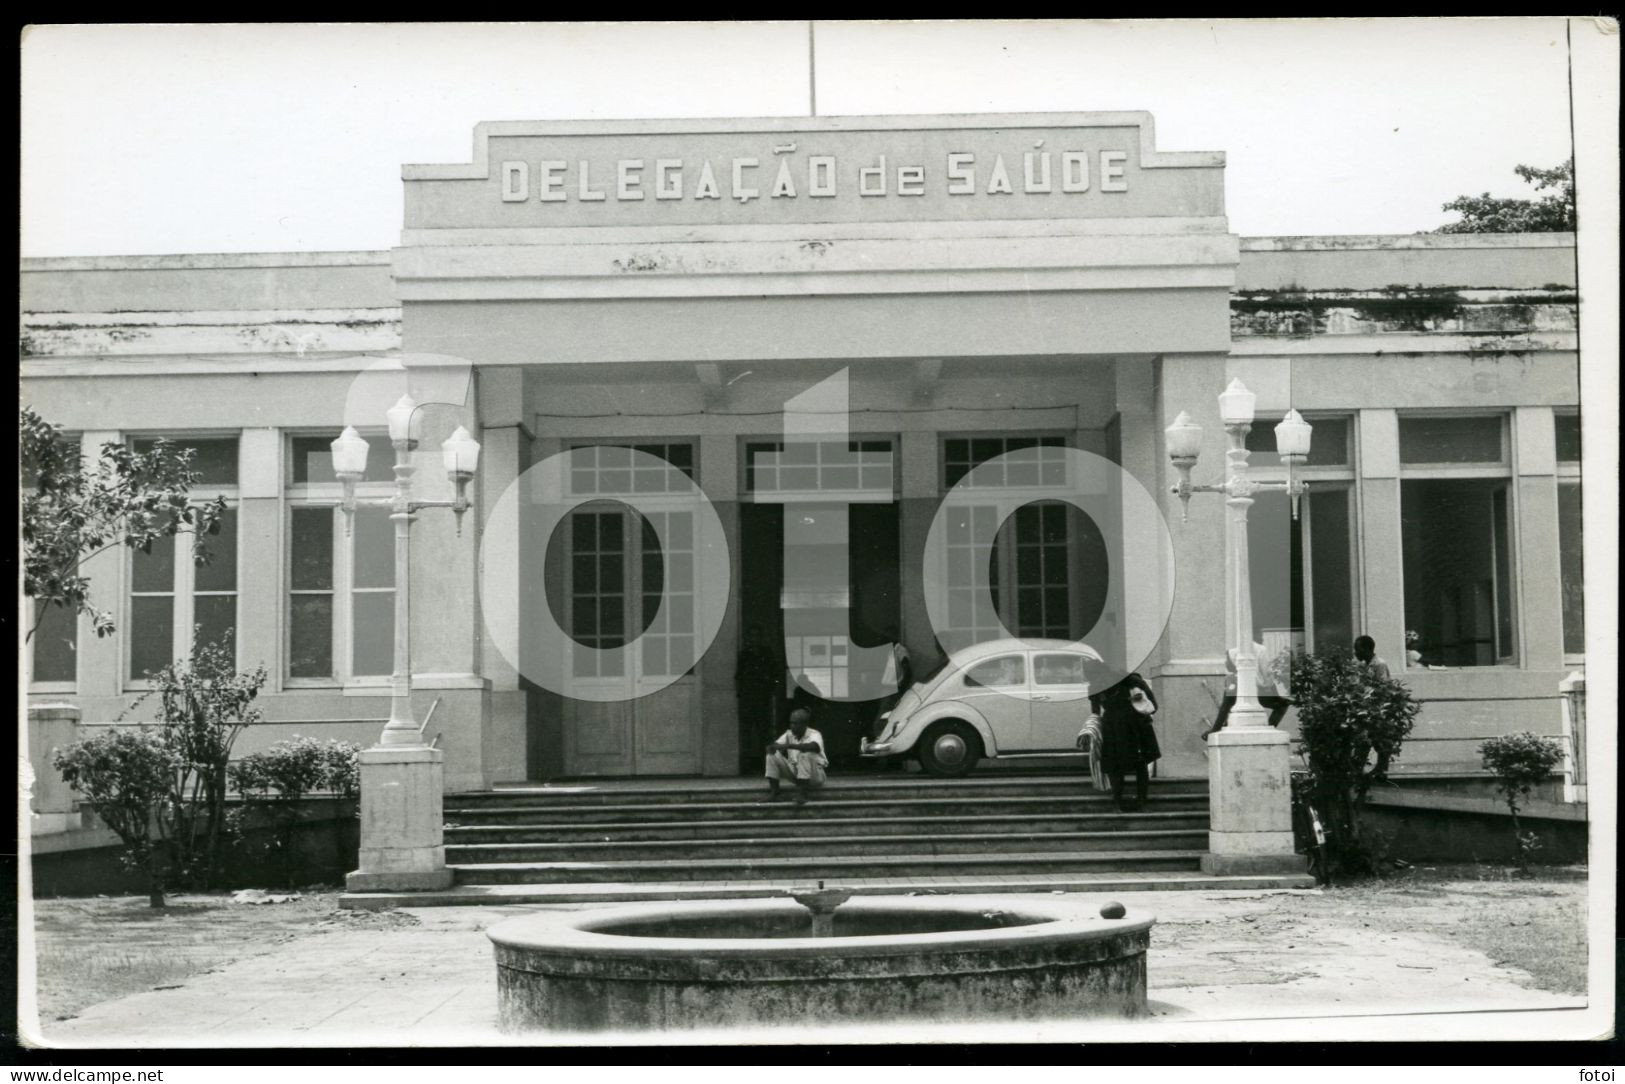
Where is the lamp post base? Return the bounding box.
[1202,726,1303,876]
[346,745,454,893]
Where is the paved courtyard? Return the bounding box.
[25,886,1589,1047]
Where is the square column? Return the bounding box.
[346,745,454,891]
[1200,727,1300,874]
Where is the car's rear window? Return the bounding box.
[1034,653,1087,685]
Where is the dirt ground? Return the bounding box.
[26,890,419,1023]
[24,864,1590,1033]
[1145,864,1589,1015]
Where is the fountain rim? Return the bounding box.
[488,893,1153,961]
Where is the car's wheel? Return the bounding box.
[918,720,982,777]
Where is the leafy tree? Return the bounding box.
[20,407,226,647]
[124,633,268,889]
[1289,648,1422,881]
[1435,159,1576,234]
[1480,732,1565,873]
[53,730,178,908]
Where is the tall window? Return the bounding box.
[126,437,240,682]
[23,438,80,688]
[1399,415,1516,667]
[1245,416,1358,655]
[938,435,1099,651]
[1556,412,1584,659]
[563,443,701,686]
[286,433,396,683]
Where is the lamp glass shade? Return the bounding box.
[1274,409,1313,458]
[442,426,481,475]
[1164,411,1204,460]
[385,394,420,442]
[329,427,370,476]
[1217,379,1257,425]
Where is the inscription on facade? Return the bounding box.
[497,149,1131,205]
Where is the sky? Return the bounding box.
[19,19,1586,256]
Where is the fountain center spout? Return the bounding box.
[790,883,854,937]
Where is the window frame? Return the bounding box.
[937,432,1081,649]
[1555,411,1583,665]
[1395,412,1520,670]
[740,434,896,503]
[1245,414,1361,653]
[121,433,242,690]
[283,429,397,691]
[24,432,83,693]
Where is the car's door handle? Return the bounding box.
[1031,695,1051,702]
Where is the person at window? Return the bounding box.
[1207,642,1291,734]
[1090,673,1160,813]
[737,623,783,764]
[1354,635,1392,681]
[764,707,827,804]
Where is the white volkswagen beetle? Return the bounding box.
[859,637,1105,777]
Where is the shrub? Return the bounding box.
[123,632,268,889]
[1480,732,1564,873]
[53,730,179,907]
[1289,647,1422,881]
[230,738,362,888]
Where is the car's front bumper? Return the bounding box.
[858,738,897,758]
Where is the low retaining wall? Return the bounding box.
[31,801,359,897]
[1362,790,1587,866]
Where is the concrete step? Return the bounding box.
[446,776,1207,809]
[442,810,1206,844]
[444,794,1209,825]
[449,848,1206,885]
[341,871,1317,910]
[446,829,1209,864]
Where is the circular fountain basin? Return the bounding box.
[489,894,1153,1032]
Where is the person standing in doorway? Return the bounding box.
[866,624,913,743]
[1091,673,1160,813]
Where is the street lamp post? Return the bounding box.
[1166,378,1313,877]
[337,395,480,894]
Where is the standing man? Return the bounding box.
[1355,635,1392,681]
[764,708,828,804]
[1207,641,1291,734]
[866,624,913,742]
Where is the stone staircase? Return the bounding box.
[441,775,1210,884]
[340,770,1316,908]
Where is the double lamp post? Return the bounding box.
[1164,378,1314,875]
[332,395,480,892]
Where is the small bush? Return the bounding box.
[230,738,361,888]
[1289,647,1422,881]
[1480,732,1564,873]
[53,730,179,907]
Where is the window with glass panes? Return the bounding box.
[1398,415,1517,667]
[564,444,700,684]
[1243,416,1358,654]
[938,435,1090,652]
[23,438,81,687]
[744,440,893,497]
[125,437,239,682]
[286,432,397,683]
[1555,412,1583,658]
